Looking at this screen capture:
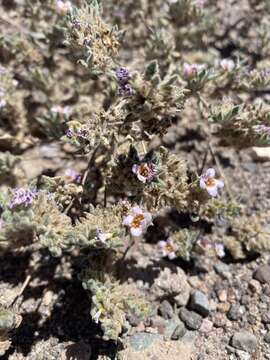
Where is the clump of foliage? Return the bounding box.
[0,307,22,356]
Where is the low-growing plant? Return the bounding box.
[0,0,269,352]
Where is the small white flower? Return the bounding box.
[51,105,72,117]
[158,238,178,260]
[132,163,156,183]
[55,0,72,15]
[214,243,225,258]
[92,309,102,323]
[183,63,205,78]
[96,229,108,243]
[200,168,224,197]
[0,99,6,109]
[195,0,205,8]
[220,59,235,72]
[196,237,212,250]
[122,206,152,237]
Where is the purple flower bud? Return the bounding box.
[64,169,81,183]
[66,129,74,138]
[115,68,133,97]
[118,83,133,97]
[115,68,131,84]
[9,188,38,209]
[253,125,270,136]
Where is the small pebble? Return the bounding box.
[261,312,270,324]
[179,308,202,330]
[247,314,257,325]
[264,332,270,344]
[190,290,210,317]
[227,304,245,321]
[171,322,186,340]
[199,319,213,334]
[158,300,174,320]
[253,265,270,285]
[217,302,230,313]
[248,279,261,293]
[213,313,226,328]
[217,289,227,302]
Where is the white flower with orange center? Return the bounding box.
[220,59,235,72]
[55,0,72,15]
[214,243,225,258]
[200,168,224,197]
[122,206,152,237]
[183,63,205,79]
[92,309,102,323]
[95,229,110,243]
[158,238,178,260]
[132,163,156,183]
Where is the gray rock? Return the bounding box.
[179,308,202,330]
[151,315,182,340]
[189,290,210,317]
[253,265,270,285]
[261,312,270,324]
[158,300,174,319]
[129,333,163,351]
[247,314,256,325]
[171,322,186,340]
[264,332,270,344]
[231,331,257,353]
[163,317,182,340]
[214,262,230,279]
[227,304,245,321]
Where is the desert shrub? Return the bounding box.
[0,0,269,348]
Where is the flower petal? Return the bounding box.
[207,185,218,197]
[122,215,133,226]
[131,227,142,237]
[137,174,147,183]
[217,180,224,188]
[158,240,167,248]
[205,168,215,178]
[168,252,177,260]
[131,206,143,215]
[199,178,207,189]
[132,164,138,174]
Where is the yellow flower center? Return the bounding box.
[165,243,174,253]
[131,214,145,228]
[139,164,150,178]
[205,178,216,187]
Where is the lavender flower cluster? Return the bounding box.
[66,127,89,140]
[115,68,132,96]
[9,188,38,209]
